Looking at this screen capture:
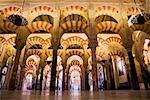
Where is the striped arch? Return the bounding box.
[130,23,150,34]
[26,36,45,49]
[0,36,6,44]
[102,37,122,44]
[46,50,53,58]
[66,50,84,58]
[107,42,127,57]
[44,38,52,48]
[26,59,37,67]
[61,36,88,48]
[27,21,52,33]
[28,6,54,23]
[6,48,16,57]
[127,6,144,16]
[25,59,37,76]
[0,6,21,17]
[68,61,82,75]
[25,49,42,60]
[97,37,104,45]
[61,5,88,22]
[41,50,62,60]
[0,22,18,33]
[96,21,121,33]
[6,37,16,46]
[57,50,63,57]
[60,20,88,33]
[95,6,121,22]
[0,37,6,55]
[96,50,105,61]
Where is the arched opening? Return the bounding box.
[69,65,81,91]
[66,55,83,91]
[22,55,40,91]
[42,56,63,91]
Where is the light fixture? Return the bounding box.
[128,0,147,26]
[8,14,28,26]
[8,0,28,26]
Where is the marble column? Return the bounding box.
[62,47,67,90]
[127,50,140,90]
[83,45,89,90]
[50,46,58,91]
[111,56,119,89]
[39,45,47,90]
[9,26,30,90]
[9,48,22,90]
[17,47,27,90]
[91,43,98,90]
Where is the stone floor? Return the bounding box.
[0,90,150,100]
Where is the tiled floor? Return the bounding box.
[0,90,150,100]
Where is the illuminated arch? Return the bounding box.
[25,55,40,75]
[61,5,88,22]
[103,37,122,44]
[26,36,45,49]
[5,47,16,57]
[66,50,84,59]
[127,7,144,16]
[0,36,6,44]
[6,37,16,46]
[97,37,104,46]
[96,46,108,61]
[27,21,52,33]
[67,55,83,67]
[0,6,21,17]
[107,42,127,57]
[25,49,42,60]
[45,50,53,58]
[60,19,88,33]
[95,6,121,22]
[0,21,18,33]
[28,6,54,23]
[69,65,82,76]
[44,38,52,49]
[61,36,88,48]
[96,21,121,33]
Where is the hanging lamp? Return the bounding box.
[8,0,28,26]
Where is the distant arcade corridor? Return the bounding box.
[0,0,150,92]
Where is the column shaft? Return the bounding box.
[50,48,58,91]
[9,49,22,90]
[127,50,140,90]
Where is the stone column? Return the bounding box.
[9,26,30,90]
[17,47,27,90]
[39,45,47,90]
[111,56,119,89]
[127,49,140,90]
[83,45,89,90]
[120,19,140,90]
[90,41,98,90]
[62,47,67,90]
[9,48,22,90]
[50,45,58,91]
[106,60,115,90]
[88,9,98,90]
